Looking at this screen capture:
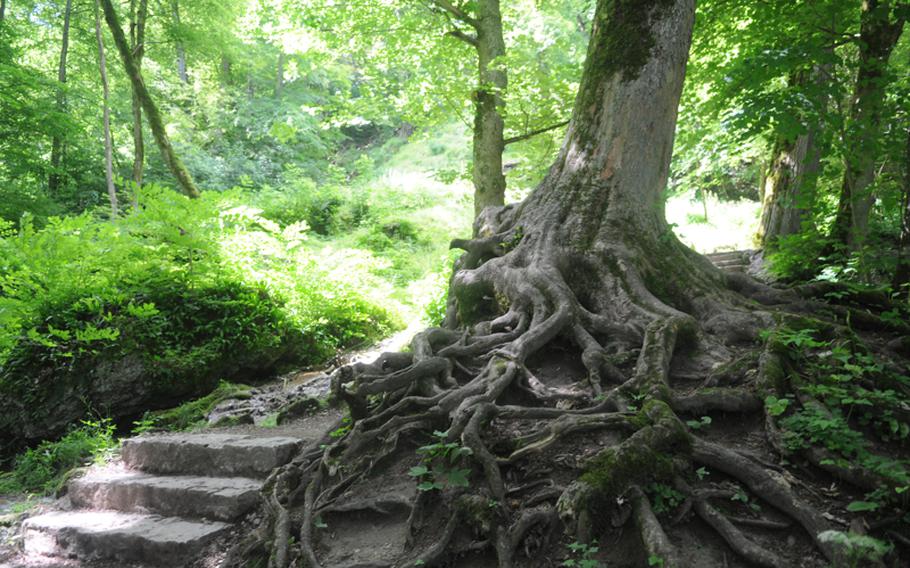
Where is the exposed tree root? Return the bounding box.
[228,206,909,567]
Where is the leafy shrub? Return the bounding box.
[0,186,396,453]
[0,418,116,495]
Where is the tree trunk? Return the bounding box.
[274,51,285,97]
[48,0,73,196]
[220,54,232,86]
[830,0,905,250]
[93,0,118,217]
[243,2,851,567]
[471,0,507,218]
[100,0,200,198]
[757,72,824,249]
[0,0,7,22]
[129,0,148,201]
[172,0,188,83]
[894,126,910,293]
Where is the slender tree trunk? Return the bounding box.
[830,0,905,250]
[129,0,148,204]
[274,51,285,97]
[471,0,507,218]
[48,0,73,196]
[93,0,118,217]
[172,0,188,83]
[1,0,7,22]
[246,71,254,99]
[894,126,910,293]
[100,0,200,198]
[220,54,232,86]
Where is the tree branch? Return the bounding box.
[447,28,478,46]
[430,0,478,28]
[504,120,570,146]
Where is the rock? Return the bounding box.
[22,511,229,566]
[69,470,262,522]
[121,433,301,478]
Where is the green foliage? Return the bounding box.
[408,430,473,492]
[770,326,910,507]
[562,540,602,568]
[0,419,117,495]
[685,416,712,431]
[817,530,892,568]
[136,380,252,432]
[0,187,397,451]
[644,482,685,516]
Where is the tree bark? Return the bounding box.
[129,0,148,200]
[274,51,285,97]
[470,0,507,218]
[172,0,188,83]
[48,0,73,196]
[758,73,825,249]
[93,0,118,217]
[830,0,905,250]
[432,0,507,218]
[0,0,7,22]
[220,54,232,86]
[894,126,910,293]
[100,0,200,198]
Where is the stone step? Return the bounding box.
[22,511,229,566]
[711,258,747,268]
[706,250,749,261]
[121,433,301,478]
[69,470,262,521]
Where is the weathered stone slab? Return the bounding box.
[69,470,262,521]
[121,434,301,478]
[22,511,229,565]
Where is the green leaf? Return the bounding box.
[408,465,429,477]
[846,500,879,512]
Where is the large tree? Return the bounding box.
[233,1,907,567]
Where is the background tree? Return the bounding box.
[93,0,118,217]
[99,0,200,198]
[48,0,73,196]
[128,0,148,192]
[831,0,906,250]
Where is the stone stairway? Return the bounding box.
[18,433,302,567]
[705,249,752,273]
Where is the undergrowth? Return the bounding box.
[0,418,116,496]
[766,324,910,513]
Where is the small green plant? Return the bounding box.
[764,395,791,417]
[562,540,602,568]
[731,486,762,512]
[407,431,473,492]
[685,415,712,430]
[648,554,664,567]
[0,418,117,495]
[645,482,685,515]
[817,530,891,568]
[329,414,353,438]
